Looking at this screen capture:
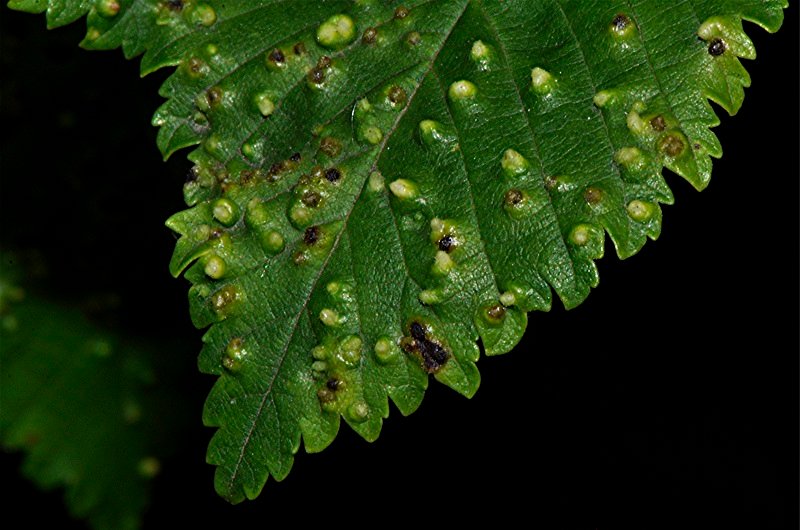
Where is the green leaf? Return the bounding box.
[0,262,166,530]
[9,0,787,504]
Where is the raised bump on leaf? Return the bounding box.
[8,0,785,504]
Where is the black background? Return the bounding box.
[1,5,797,528]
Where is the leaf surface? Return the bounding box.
[9,0,787,503]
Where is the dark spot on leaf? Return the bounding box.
[319,137,342,157]
[419,341,449,373]
[611,14,630,32]
[308,67,325,84]
[405,321,450,373]
[309,57,331,85]
[206,86,223,107]
[269,49,286,65]
[293,251,308,265]
[486,303,506,322]
[362,27,378,44]
[326,378,340,391]
[293,42,306,55]
[394,6,409,19]
[657,133,686,157]
[387,85,407,106]
[165,0,183,11]
[584,186,603,205]
[186,57,205,75]
[650,115,666,131]
[290,152,301,162]
[544,175,557,190]
[211,285,240,315]
[228,337,244,352]
[301,190,321,208]
[304,226,320,245]
[267,162,285,181]
[438,235,456,252]
[504,189,524,206]
[410,321,426,341]
[222,357,237,371]
[708,38,726,56]
[324,168,341,182]
[239,169,255,185]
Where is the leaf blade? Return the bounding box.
[165,0,787,501]
[10,0,787,502]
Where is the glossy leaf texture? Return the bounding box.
[0,261,170,530]
[9,0,786,503]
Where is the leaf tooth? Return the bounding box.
[155,0,788,502]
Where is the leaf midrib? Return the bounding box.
[554,0,631,254]
[225,0,471,495]
[224,0,446,166]
[471,0,582,305]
